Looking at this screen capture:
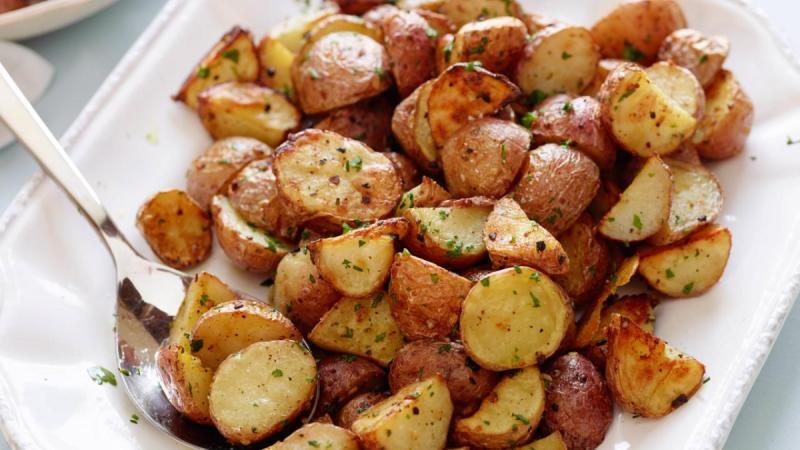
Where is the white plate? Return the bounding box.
[1,0,799,449]
[0,0,118,41]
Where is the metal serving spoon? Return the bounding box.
[0,64,316,449]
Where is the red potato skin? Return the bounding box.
[382,10,437,97]
[336,391,389,429]
[317,355,387,414]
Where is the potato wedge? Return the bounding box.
[646,61,705,121]
[190,299,301,370]
[453,366,545,448]
[460,267,573,370]
[174,26,259,109]
[515,24,599,97]
[438,0,524,28]
[309,218,408,298]
[273,129,403,230]
[552,214,610,304]
[648,159,723,246]
[599,63,697,156]
[209,340,317,445]
[590,0,686,64]
[391,83,427,169]
[440,117,531,199]
[265,422,359,450]
[352,375,453,450]
[257,37,296,99]
[483,198,568,275]
[598,155,672,242]
[197,82,301,148]
[315,97,394,151]
[388,252,472,340]
[273,249,341,335]
[450,17,527,74]
[168,272,238,346]
[383,9,437,97]
[639,224,732,298]
[395,176,451,216]
[309,293,404,366]
[292,32,391,114]
[318,355,386,413]
[511,432,567,450]
[304,14,383,49]
[691,69,754,160]
[584,294,657,370]
[336,392,388,430]
[156,343,214,424]
[136,189,212,269]
[658,28,730,88]
[211,195,292,273]
[383,152,421,191]
[606,315,705,417]
[401,202,492,269]
[428,63,521,147]
[412,80,441,172]
[582,58,626,98]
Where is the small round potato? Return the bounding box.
[336,391,389,429]
[186,136,271,209]
[691,69,754,160]
[440,118,531,198]
[552,214,610,304]
[315,96,394,151]
[450,16,528,74]
[383,152,421,190]
[388,340,498,415]
[658,28,730,88]
[542,353,613,450]
[273,250,341,335]
[318,355,386,413]
[382,9,437,97]
[511,143,600,235]
[292,32,392,114]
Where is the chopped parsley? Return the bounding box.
[430,273,439,284]
[196,67,210,78]
[438,343,452,353]
[520,111,538,128]
[512,413,530,425]
[375,333,386,343]
[307,67,321,80]
[501,143,507,163]
[682,282,695,295]
[424,25,438,39]
[561,51,572,60]
[308,441,320,448]
[699,54,709,64]
[199,293,209,306]
[787,136,799,145]
[308,274,316,284]
[622,42,644,61]
[529,292,541,308]
[464,60,483,72]
[618,86,638,103]
[222,49,240,63]
[130,414,139,424]
[469,36,490,55]
[480,277,490,287]
[632,214,643,231]
[340,354,358,363]
[514,265,522,274]
[372,292,384,307]
[443,39,454,62]
[342,327,354,338]
[272,368,283,377]
[665,268,675,279]
[374,66,386,80]
[345,155,363,172]
[526,89,547,106]
[703,376,711,384]
[88,366,117,386]
[562,101,573,113]
[190,339,204,353]
[358,239,366,247]
[530,271,541,282]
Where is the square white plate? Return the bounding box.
[1,0,799,449]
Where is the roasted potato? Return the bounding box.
[336,392,389,429]
[440,117,531,198]
[453,366,544,448]
[309,293,405,366]
[382,9,438,97]
[542,353,613,450]
[190,299,301,370]
[529,95,616,171]
[590,0,687,64]
[438,0,524,28]
[265,422,360,450]
[483,198,568,275]
[658,28,730,87]
[156,344,214,425]
[584,294,657,370]
[352,375,454,450]
[168,272,237,345]
[639,223,732,298]
[186,136,271,210]
[690,69,754,160]
[257,36,296,99]
[391,81,440,174]
[388,252,471,340]
[174,26,259,109]
[197,82,301,147]
[395,176,451,215]
[582,58,626,98]
[460,267,573,370]
[268,5,340,53]
[606,315,706,417]
[273,129,403,230]
[552,214,610,304]
[273,250,341,335]
[401,201,492,269]
[136,189,212,269]
[315,97,394,151]
[646,61,705,121]
[435,33,456,74]
[309,218,409,298]
[515,24,599,97]
[209,340,317,445]
[511,143,600,236]
[428,63,521,147]
[211,195,292,273]
[450,16,528,74]
[292,32,391,114]
[303,14,383,48]
[388,340,497,415]
[598,155,672,242]
[318,355,386,413]
[598,63,697,157]
[383,152,421,190]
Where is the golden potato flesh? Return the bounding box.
[395,176,451,216]
[450,16,528,74]
[645,61,705,121]
[273,250,340,335]
[265,422,360,450]
[257,37,296,99]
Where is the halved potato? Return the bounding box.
[484,198,568,275]
[309,293,404,366]
[460,267,573,370]
[428,63,521,147]
[598,63,697,156]
[273,129,403,230]
[598,155,672,242]
[273,249,341,335]
[438,0,524,28]
[190,299,301,370]
[648,159,723,246]
[156,343,214,424]
[174,26,259,109]
[606,315,705,417]
[514,24,599,96]
[645,61,705,121]
[309,218,409,298]
[395,176,451,215]
[511,432,567,450]
[197,82,301,148]
[582,58,626,98]
[412,80,441,172]
[211,195,292,273]
[552,214,610,304]
[639,224,732,298]
[658,28,730,88]
[265,422,360,450]
[584,294,657,370]
[450,16,527,74]
[303,13,383,49]
[268,5,340,53]
[352,375,453,450]
[315,97,394,152]
[383,9,437,97]
[453,366,545,448]
[388,252,472,340]
[168,272,238,346]
[257,37,295,99]
[690,69,754,160]
[136,189,212,269]
[209,340,317,445]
